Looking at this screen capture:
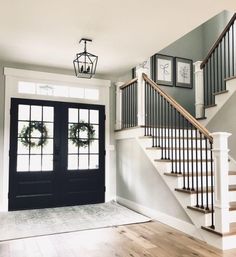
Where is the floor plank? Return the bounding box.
[1,221,236,257]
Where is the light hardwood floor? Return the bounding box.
[1,221,236,257]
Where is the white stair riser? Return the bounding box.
[147,149,211,159]
[174,176,214,189]
[146,129,200,137]
[229,191,236,202]
[229,210,236,223]
[229,175,236,185]
[142,138,208,148]
[175,191,213,207]
[156,161,212,172]
[186,209,213,227]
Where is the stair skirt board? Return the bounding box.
[116,196,202,241]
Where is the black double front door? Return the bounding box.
[9,98,105,211]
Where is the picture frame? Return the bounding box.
[155,54,174,86]
[175,57,193,89]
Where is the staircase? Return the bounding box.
[115,13,236,250]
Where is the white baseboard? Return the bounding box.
[116,196,204,241]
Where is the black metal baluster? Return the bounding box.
[158,92,160,147]
[144,82,147,135]
[171,105,174,172]
[195,128,199,207]
[232,23,235,76]
[155,91,158,147]
[152,87,155,147]
[220,42,223,92]
[224,36,226,90]
[205,137,209,211]
[228,30,231,78]
[186,120,190,191]
[191,124,194,191]
[167,102,170,159]
[200,132,204,209]
[178,112,181,175]
[182,116,186,189]
[210,141,215,229]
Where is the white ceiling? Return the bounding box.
[0,0,235,77]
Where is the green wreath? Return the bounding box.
[19,121,48,148]
[69,121,95,148]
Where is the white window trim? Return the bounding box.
[1,67,113,211]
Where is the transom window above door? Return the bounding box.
[18,81,99,101]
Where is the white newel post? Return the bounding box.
[115,82,123,130]
[136,68,149,126]
[194,61,204,118]
[211,132,231,233]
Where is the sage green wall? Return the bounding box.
[157,10,232,116]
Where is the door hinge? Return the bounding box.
[104,150,106,155]
[104,186,106,192]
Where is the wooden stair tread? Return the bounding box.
[140,136,201,140]
[202,223,236,237]
[196,117,207,120]
[164,172,213,177]
[229,202,236,211]
[213,90,229,96]
[204,104,217,109]
[155,159,211,163]
[229,185,236,191]
[175,187,213,194]
[187,206,212,214]
[229,171,236,176]
[146,147,210,151]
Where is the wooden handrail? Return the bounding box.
[120,78,138,90]
[142,73,213,142]
[201,13,236,69]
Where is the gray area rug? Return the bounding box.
[0,201,150,241]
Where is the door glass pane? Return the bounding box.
[68,155,78,170]
[31,105,42,121]
[90,140,99,154]
[17,139,29,154]
[44,123,54,137]
[89,155,99,169]
[93,125,99,138]
[42,155,53,171]
[42,139,54,154]
[18,105,30,120]
[69,108,78,123]
[43,107,54,122]
[79,155,88,169]
[79,109,88,123]
[30,155,41,171]
[17,155,29,171]
[90,110,99,124]
[68,140,78,154]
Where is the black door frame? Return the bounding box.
[9,98,106,210]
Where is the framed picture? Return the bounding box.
[155,54,174,86]
[175,57,193,88]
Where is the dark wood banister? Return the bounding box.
[142,73,213,142]
[201,13,236,69]
[120,78,138,90]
